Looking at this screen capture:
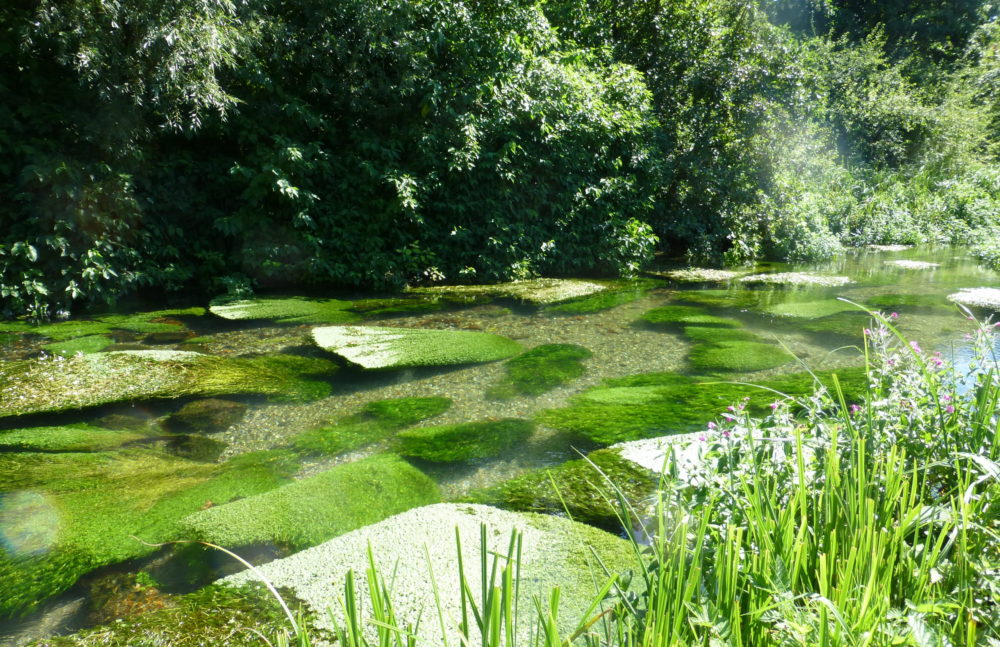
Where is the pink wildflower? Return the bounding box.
[890,312,899,319]
[707,421,717,430]
[946,405,955,414]
[909,341,922,354]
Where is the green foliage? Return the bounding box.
[397,419,534,462]
[972,231,1000,271]
[179,454,440,550]
[489,344,592,398]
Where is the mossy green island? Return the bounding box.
[0,351,337,419]
[537,367,869,445]
[406,278,608,304]
[0,309,205,342]
[0,424,147,452]
[0,448,298,616]
[289,396,452,456]
[397,418,534,462]
[311,325,522,369]
[179,454,440,551]
[489,343,592,398]
[466,449,656,529]
[688,340,795,373]
[641,305,743,328]
[543,279,662,314]
[208,295,361,324]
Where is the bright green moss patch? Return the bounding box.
[407,278,608,304]
[209,295,361,324]
[0,425,145,452]
[489,344,592,398]
[641,305,743,328]
[763,299,857,319]
[31,584,295,647]
[350,298,444,317]
[688,341,795,373]
[683,326,760,343]
[0,309,202,343]
[0,448,295,617]
[362,396,452,426]
[465,449,655,530]
[672,289,763,309]
[290,420,390,456]
[543,279,661,314]
[538,367,868,445]
[801,311,874,338]
[290,396,452,456]
[397,419,534,462]
[180,454,439,551]
[0,351,336,419]
[40,335,114,356]
[312,325,522,369]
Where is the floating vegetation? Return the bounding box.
[290,396,452,456]
[40,334,115,356]
[688,340,795,373]
[0,351,336,419]
[465,449,655,529]
[0,448,296,616]
[407,278,607,304]
[0,309,203,342]
[179,454,439,551]
[641,305,743,328]
[0,425,146,452]
[208,296,360,324]
[884,260,940,270]
[868,244,912,252]
[682,326,760,343]
[763,299,857,319]
[488,344,592,398]
[537,367,868,445]
[947,287,1000,310]
[312,326,522,369]
[739,272,852,287]
[543,279,660,314]
[654,268,745,282]
[396,419,534,462]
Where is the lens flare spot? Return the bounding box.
[0,491,60,557]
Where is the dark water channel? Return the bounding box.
[1,245,997,645]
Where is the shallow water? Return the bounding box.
[1,245,997,644]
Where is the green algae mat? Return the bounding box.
[312,325,522,369]
[179,454,439,550]
[537,367,870,445]
[209,295,361,324]
[0,351,336,419]
[0,448,298,617]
